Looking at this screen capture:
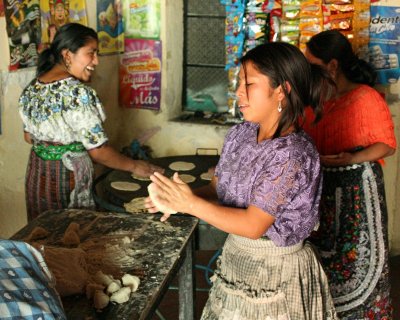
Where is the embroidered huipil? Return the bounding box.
[18,77,108,149]
[215,122,322,247]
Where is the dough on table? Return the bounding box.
[179,174,196,183]
[62,230,80,246]
[110,286,132,304]
[94,290,110,310]
[106,281,121,294]
[86,283,104,299]
[124,197,147,214]
[62,222,81,246]
[93,270,114,287]
[131,173,151,181]
[147,183,177,215]
[111,181,141,191]
[42,246,89,297]
[122,274,140,292]
[169,161,195,171]
[26,226,50,241]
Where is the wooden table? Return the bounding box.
[11,209,198,320]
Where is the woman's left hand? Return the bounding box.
[149,172,195,214]
[320,152,353,166]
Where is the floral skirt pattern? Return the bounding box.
[201,235,338,320]
[310,162,393,319]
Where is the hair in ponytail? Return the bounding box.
[308,63,336,123]
[240,42,335,137]
[306,30,376,86]
[37,48,57,76]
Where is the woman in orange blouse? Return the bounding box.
[303,30,396,319]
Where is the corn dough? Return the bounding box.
[62,222,81,246]
[122,274,140,292]
[42,246,89,297]
[147,183,177,214]
[124,197,147,214]
[26,226,50,241]
[111,181,141,191]
[169,161,195,171]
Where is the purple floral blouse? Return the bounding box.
[215,122,322,247]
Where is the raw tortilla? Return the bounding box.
[124,197,147,214]
[131,173,151,181]
[200,172,213,181]
[111,181,141,191]
[200,172,213,180]
[169,161,195,171]
[147,183,177,214]
[179,174,196,183]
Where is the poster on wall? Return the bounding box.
[0,0,5,17]
[122,0,160,39]
[0,74,2,135]
[4,0,41,70]
[97,0,124,54]
[119,38,161,110]
[39,0,88,51]
[369,5,400,84]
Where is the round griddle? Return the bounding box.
[94,154,219,212]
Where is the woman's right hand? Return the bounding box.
[132,160,164,178]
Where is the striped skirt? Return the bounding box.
[201,234,338,320]
[25,149,95,221]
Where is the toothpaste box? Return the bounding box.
[369,5,400,84]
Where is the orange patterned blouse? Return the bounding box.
[303,84,396,156]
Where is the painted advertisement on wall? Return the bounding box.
[119,38,161,110]
[97,0,124,54]
[39,0,88,51]
[122,0,160,39]
[0,0,5,17]
[369,5,400,84]
[4,0,41,70]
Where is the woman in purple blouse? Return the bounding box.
[146,43,338,319]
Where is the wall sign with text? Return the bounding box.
[119,38,161,110]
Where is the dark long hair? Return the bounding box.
[240,42,333,138]
[37,23,98,77]
[306,30,376,87]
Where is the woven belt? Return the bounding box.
[33,142,85,160]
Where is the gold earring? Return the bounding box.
[65,59,71,71]
[278,101,282,113]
